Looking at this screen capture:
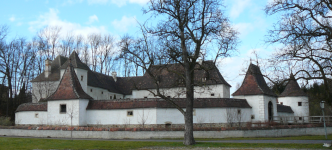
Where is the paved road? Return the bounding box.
[0,135,331,144]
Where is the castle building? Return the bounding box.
[15,52,309,126]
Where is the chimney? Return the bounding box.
[198,59,203,65]
[45,58,52,78]
[112,72,117,82]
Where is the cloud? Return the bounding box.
[62,0,83,5]
[87,15,99,24]
[87,0,148,7]
[233,22,254,38]
[229,0,251,19]
[29,8,108,38]
[111,16,137,32]
[9,16,15,22]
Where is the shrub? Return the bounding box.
[0,117,13,126]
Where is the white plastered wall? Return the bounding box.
[86,108,157,125]
[86,86,124,100]
[156,108,251,124]
[47,99,89,126]
[15,111,47,125]
[278,96,309,117]
[263,95,278,121]
[132,84,230,99]
[233,95,278,122]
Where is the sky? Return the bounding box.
[0,0,279,95]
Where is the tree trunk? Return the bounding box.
[183,64,195,145]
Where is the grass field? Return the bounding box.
[0,135,331,150]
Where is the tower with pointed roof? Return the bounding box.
[46,63,92,126]
[232,63,278,122]
[278,74,309,119]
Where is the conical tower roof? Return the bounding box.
[59,51,90,70]
[232,63,277,97]
[46,62,93,101]
[279,74,307,97]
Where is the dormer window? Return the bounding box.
[81,75,83,81]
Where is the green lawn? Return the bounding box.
[0,136,330,150]
[193,134,332,141]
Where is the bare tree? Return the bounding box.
[225,108,242,127]
[119,0,238,145]
[88,33,101,71]
[67,104,76,140]
[265,0,332,101]
[137,109,150,128]
[37,26,62,59]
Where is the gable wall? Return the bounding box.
[32,81,59,103]
[47,99,89,126]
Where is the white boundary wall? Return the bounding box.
[1,127,332,139]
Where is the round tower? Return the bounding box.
[278,74,309,121]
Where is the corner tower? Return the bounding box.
[232,63,278,122]
[46,62,93,126]
[278,74,309,118]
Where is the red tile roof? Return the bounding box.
[46,63,93,100]
[232,63,277,97]
[86,98,251,109]
[279,74,307,97]
[16,102,47,112]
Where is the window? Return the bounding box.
[101,91,103,94]
[202,77,207,82]
[237,109,241,114]
[165,122,172,128]
[280,102,283,105]
[211,93,215,96]
[127,111,133,116]
[35,113,39,118]
[299,117,302,120]
[251,115,255,119]
[298,102,302,106]
[60,104,66,113]
[167,96,171,98]
[81,75,83,81]
[90,89,93,92]
[144,96,147,98]
[114,95,116,99]
[110,96,112,99]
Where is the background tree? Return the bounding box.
[265,0,332,102]
[119,0,238,145]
